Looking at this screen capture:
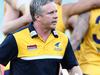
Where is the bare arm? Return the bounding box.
[1,3,32,35]
[2,16,32,35]
[4,3,19,22]
[1,3,19,35]
[69,66,83,75]
[4,0,16,9]
[62,0,100,17]
[70,12,90,51]
[67,15,78,29]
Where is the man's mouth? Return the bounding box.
[52,21,57,25]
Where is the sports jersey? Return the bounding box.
[0,23,78,75]
[76,9,100,75]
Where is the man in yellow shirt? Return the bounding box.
[0,0,82,75]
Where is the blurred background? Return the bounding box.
[0,0,4,27]
[62,0,78,4]
[0,0,78,26]
[0,0,77,38]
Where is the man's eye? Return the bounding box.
[48,10,57,14]
[48,11,54,14]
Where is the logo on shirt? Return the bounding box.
[27,44,37,50]
[54,42,62,51]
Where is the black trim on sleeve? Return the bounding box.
[0,34,18,66]
[61,39,78,70]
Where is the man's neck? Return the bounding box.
[33,22,51,42]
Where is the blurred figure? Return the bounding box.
[2,0,32,35]
[2,0,100,35]
[79,9,100,75]
[72,9,100,75]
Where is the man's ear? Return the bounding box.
[34,14,40,21]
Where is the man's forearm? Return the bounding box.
[70,12,89,51]
[63,0,100,17]
[2,15,31,35]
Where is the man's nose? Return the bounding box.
[53,13,58,19]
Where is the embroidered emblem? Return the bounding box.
[54,42,62,51]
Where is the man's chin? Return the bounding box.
[51,25,56,29]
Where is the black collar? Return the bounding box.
[28,22,58,38]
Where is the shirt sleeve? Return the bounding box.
[61,39,78,70]
[0,34,18,66]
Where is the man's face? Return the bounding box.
[39,2,58,29]
[55,0,62,5]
